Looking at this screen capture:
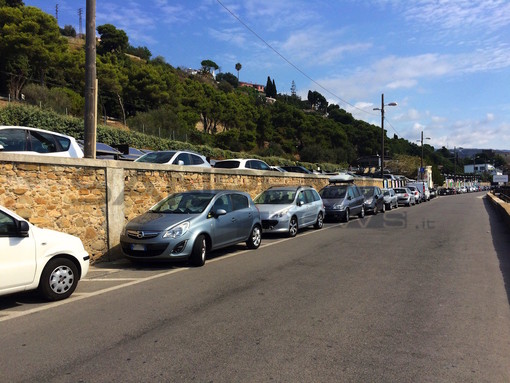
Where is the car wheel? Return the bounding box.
[38,257,79,301]
[246,225,262,249]
[373,205,378,215]
[190,234,207,267]
[314,212,324,229]
[288,216,298,237]
[358,206,365,218]
[343,209,350,222]
[382,203,386,213]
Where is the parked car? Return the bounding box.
[360,186,385,214]
[407,181,430,201]
[0,126,84,158]
[77,140,123,160]
[394,187,416,206]
[254,185,324,237]
[120,190,262,266]
[270,166,287,172]
[135,150,211,168]
[0,205,90,301]
[280,165,313,174]
[213,158,272,171]
[407,186,422,203]
[382,188,399,210]
[319,180,365,222]
[429,187,437,199]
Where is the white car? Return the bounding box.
[135,150,211,168]
[0,126,84,158]
[0,205,90,301]
[213,158,272,171]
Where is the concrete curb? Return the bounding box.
[486,192,510,228]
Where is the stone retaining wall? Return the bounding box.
[0,153,382,263]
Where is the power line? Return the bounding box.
[215,0,376,117]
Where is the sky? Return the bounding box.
[23,0,510,151]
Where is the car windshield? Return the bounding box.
[254,190,296,204]
[319,186,347,199]
[383,190,391,196]
[136,151,176,163]
[150,192,215,214]
[360,187,375,197]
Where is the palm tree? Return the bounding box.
[235,62,242,80]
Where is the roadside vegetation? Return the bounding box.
[0,1,505,181]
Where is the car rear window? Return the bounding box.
[214,160,240,169]
[320,186,347,199]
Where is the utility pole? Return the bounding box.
[373,94,397,180]
[419,131,430,180]
[83,0,96,158]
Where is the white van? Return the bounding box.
[407,181,430,201]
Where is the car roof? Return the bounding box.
[0,125,76,139]
[267,185,313,191]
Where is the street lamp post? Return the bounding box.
[373,94,397,179]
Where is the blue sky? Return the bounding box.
[25,0,510,151]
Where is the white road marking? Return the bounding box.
[0,221,346,322]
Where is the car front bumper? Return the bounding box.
[120,235,192,260]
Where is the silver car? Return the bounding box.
[382,188,399,210]
[254,186,324,237]
[120,190,262,266]
[394,187,416,206]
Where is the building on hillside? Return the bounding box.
[239,82,265,93]
[464,163,502,175]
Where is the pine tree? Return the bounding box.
[291,80,296,96]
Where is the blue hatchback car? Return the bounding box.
[120,190,262,266]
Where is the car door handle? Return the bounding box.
[231,217,237,222]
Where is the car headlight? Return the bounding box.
[163,221,190,239]
[333,204,345,210]
[365,198,373,204]
[271,208,290,219]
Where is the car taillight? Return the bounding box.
[404,193,408,197]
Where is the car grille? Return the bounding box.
[121,243,168,257]
[127,230,160,239]
[262,219,279,229]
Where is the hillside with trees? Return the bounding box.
[1,1,503,183]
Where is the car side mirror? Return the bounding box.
[177,160,184,166]
[297,200,304,206]
[0,144,4,151]
[17,220,29,237]
[213,208,227,217]
[347,195,352,200]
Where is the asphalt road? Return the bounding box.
[1,192,510,382]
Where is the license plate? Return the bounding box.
[131,244,146,251]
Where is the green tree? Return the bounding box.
[126,45,152,61]
[60,25,76,37]
[0,5,67,98]
[96,24,128,55]
[265,76,277,98]
[200,59,218,75]
[0,0,24,7]
[235,62,242,80]
[290,80,296,96]
[216,72,238,88]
